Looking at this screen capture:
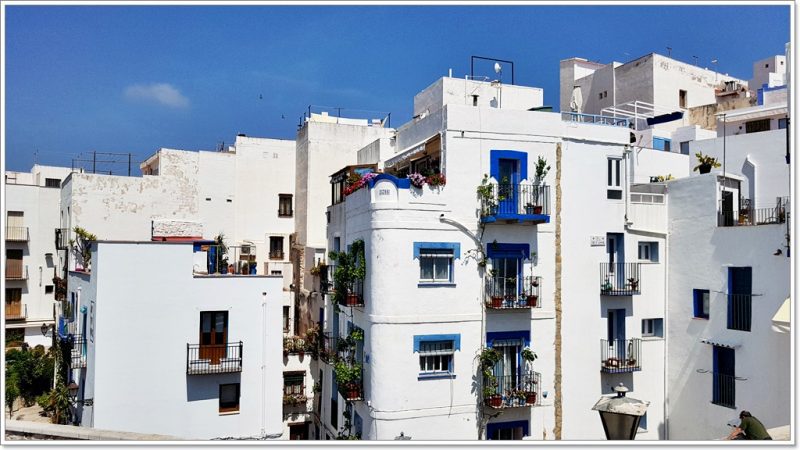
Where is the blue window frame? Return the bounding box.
[487,420,529,440]
[712,346,736,408]
[414,242,460,285]
[693,289,710,319]
[653,137,672,151]
[414,334,460,379]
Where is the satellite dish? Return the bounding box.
[494,62,502,74]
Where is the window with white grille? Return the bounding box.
[418,340,454,375]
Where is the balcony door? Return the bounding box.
[492,339,522,394]
[607,309,626,359]
[492,257,521,298]
[5,288,21,318]
[607,233,624,287]
[200,311,228,364]
[721,191,734,226]
[498,158,520,214]
[6,249,23,279]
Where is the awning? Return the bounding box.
[772,297,790,333]
[700,338,741,349]
[384,136,434,168]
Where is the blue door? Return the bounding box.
[607,233,625,288]
[498,158,519,214]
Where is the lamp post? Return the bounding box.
[591,383,649,440]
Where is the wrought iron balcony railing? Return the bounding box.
[70,334,87,369]
[483,371,541,409]
[479,183,551,223]
[6,264,28,281]
[6,227,29,242]
[320,263,336,293]
[727,294,752,332]
[712,372,736,409]
[600,338,641,373]
[719,197,789,227]
[340,279,364,307]
[600,263,641,296]
[186,342,243,375]
[485,275,542,309]
[55,228,70,251]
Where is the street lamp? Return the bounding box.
[591,383,649,440]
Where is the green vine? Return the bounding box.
[328,239,366,306]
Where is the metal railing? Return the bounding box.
[70,335,87,369]
[479,184,551,219]
[712,373,736,408]
[55,228,70,250]
[186,342,243,375]
[483,370,541,408]
[318,331,361,364]
[561,112,630,127]
[600,339,642,373]
[6,227,29,242]
[600,263,641,295]
[6,264,28,280]
[193,245,257,275]
[269,250,284,260]
[321,264,337,293]
[5,304,27,321]
[485,275,542,309]
[341,279,364,307]
[719,197,789,227]
[338,379,364,401]
[727,294,752,332]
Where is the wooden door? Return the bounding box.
[6,250,23,279]
[5,288,21,318]
[200,311,228,364]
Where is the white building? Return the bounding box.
[316,74,690,440]
[4,165,76,347]
[63,241,284,439]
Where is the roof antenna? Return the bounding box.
[666,47,672,57]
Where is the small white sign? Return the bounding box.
[590,236,606,247]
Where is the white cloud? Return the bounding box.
[123,83,189,108]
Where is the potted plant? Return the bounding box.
[426,173,446,187]
[531,156,550,213]
[693,152,721,174]
[521,347,538,364]
[283,337,293,357]
[601,278,613,293]
[476,174,498,216]
[296,338,306,357]
[627,278,639,291]
[479,348,502,407]
[408,173,426,189]
[488,270,503,308]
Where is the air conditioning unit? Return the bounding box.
[240,245,251,256]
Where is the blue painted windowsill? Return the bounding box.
[418,282,457,288]
[481,213,550,224]
[418,373,456,381]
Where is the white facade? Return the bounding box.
[4,165,75,347]
[64,241,284,439]
[318,76,692,440]
[665,173,790,439]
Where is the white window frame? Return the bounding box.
[642,318,663,338]
[419,249,454,283]
[418,340,455,376]
[638,242,658,262]
[607,157,622,200]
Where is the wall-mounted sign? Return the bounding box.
[590,236,606,247]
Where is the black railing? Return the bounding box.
[600,263,641,295]
[712,373,736,408]
[483,370,541,408]
[600,339,641,373]
[338,379,363,401]
[70,334,86,369]
[5,304,27,321]
[719,197,789,227]
[341,279,364,307]
[186,342,243,375]
[6,227,29,242]
[727,294,752,332]
[321,264,337,293]
[318,331,361,364]
[269,250,285,260]
[485,275,542,309]
[55,228,70,251]
[479,183,551,219]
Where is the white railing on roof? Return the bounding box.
[561,112,629,128]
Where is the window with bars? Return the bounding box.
[278,194,293,217]
[45,178,61,188]
[419,249,453,283]
[269,236,284,259]
[418,340,455,376]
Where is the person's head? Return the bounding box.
[739,411,752,419]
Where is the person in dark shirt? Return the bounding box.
[727,411,772,440]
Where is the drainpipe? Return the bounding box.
[261,291,268,437]
[663,232,669,440]
[623,145,633,226]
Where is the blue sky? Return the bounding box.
[3,4,790,173]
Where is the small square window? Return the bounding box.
[638,242,659,262]
[693,289,710,319]
[45,178,61,188]
[419,249,454,283]
[219,383,240,413]
[279,194,293,217]
[642,318,663,337]
[45,285,54,294]
[680,141,690,155]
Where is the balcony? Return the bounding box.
[6,264,28,281]
[485,276,542,309]
[600,263,640,296]
[55,228,70,250]
[718,197,789,227]
[5,304,27,321]
[320,263,336,293]
[186,342,243,375]
[483,371,542,409]
[600,338,641,373]
[561,112,630,127]
[318,331,361,364]
[338,379,363,401]
[479,183,550,224]
[70,335,86,369]
[269,250,285,260]
[283,335,310,357]
[192,243,258,276]
[6,227,29,242]
[338,279,363,307]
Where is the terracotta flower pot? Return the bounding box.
[526,295,538,307]
[491,297,503,308]
[347,294,360,306]
[526,392,538,405]
[533,205,543,214]
[485,395,503,408]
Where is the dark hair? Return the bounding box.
[740,411,752,418]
